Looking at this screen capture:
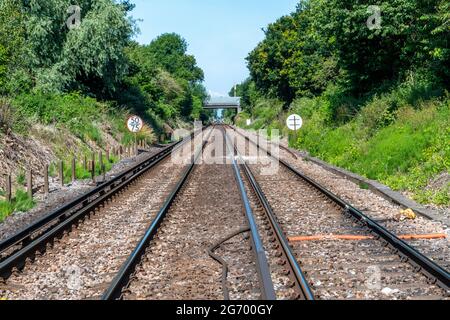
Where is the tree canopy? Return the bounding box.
[0,1,208,126]
[122,34,207,121]
[244,0,450,105]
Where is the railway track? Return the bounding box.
[223,128,314,300]
[0,128,209,299]
[0,123,448,300]
[103,127,277,300]
[235,126,450,269]
[226,125,449,300]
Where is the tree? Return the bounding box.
[122,35,207,121]
[2,0,134,96]
[247,15,298,103]
[229,78,259,112]
[311,0,450,93]
[0,0,25,94]
[246,0,450,104]
[59,0,135,96]
[146,33,204,83]
[246,2,337,104]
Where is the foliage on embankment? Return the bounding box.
[233,0,450,206]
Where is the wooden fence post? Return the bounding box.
[43,165,49,196]
[91,152,95,183]
[83,155,87,170]
[98,151,103,168]
[71,157,76,183]
[59,161,64,187]
[26,170,33,199]
[5,174,12,202]
[106,148,110,163]
[102,164,106,182]
[89,160,95,183]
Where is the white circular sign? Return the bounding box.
[286,114,303,131]
[127,115,143,133]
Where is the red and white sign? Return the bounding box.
[127,115,143,133]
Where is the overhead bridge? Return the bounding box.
[204,97,242,113]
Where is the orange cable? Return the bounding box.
[288,234,447,242]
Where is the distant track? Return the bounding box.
[103,126,277,300]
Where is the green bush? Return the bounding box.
[12,92,104,143]
[239,78,449,206]
[294,92,449,205]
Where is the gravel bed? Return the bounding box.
[229,128,448,300]
[0,146,192,300]
[235,128,449,267]
[0,147,163,242]
[124,128,260,300]
[238,164,297,300]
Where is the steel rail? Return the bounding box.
[225,130,314,300]
[0,128,205,279]
[0,143,176,255]
[223,128,277,301]
[229,125,450,290]
[102,127,213,300]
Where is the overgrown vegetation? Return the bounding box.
[0,1,209,127]
[47,153,120,184]
[233,0,450,206]
[0,0,210,220]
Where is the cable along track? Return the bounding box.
[224,128,314,300]
[103,127,276,300]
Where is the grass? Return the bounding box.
[294,94,450,206]
[237,77,450,206]
[0,153,122,223]
[0,189,35,222]
[11,92,156,148]
[16,169,25,185]
[359,182,370,190]
[51,153,121,184]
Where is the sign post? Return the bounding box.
[127,115,143,156]
[286,114,303,146]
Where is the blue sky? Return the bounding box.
[130,0,298,96]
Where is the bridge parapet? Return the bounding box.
[204,97,241,113]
